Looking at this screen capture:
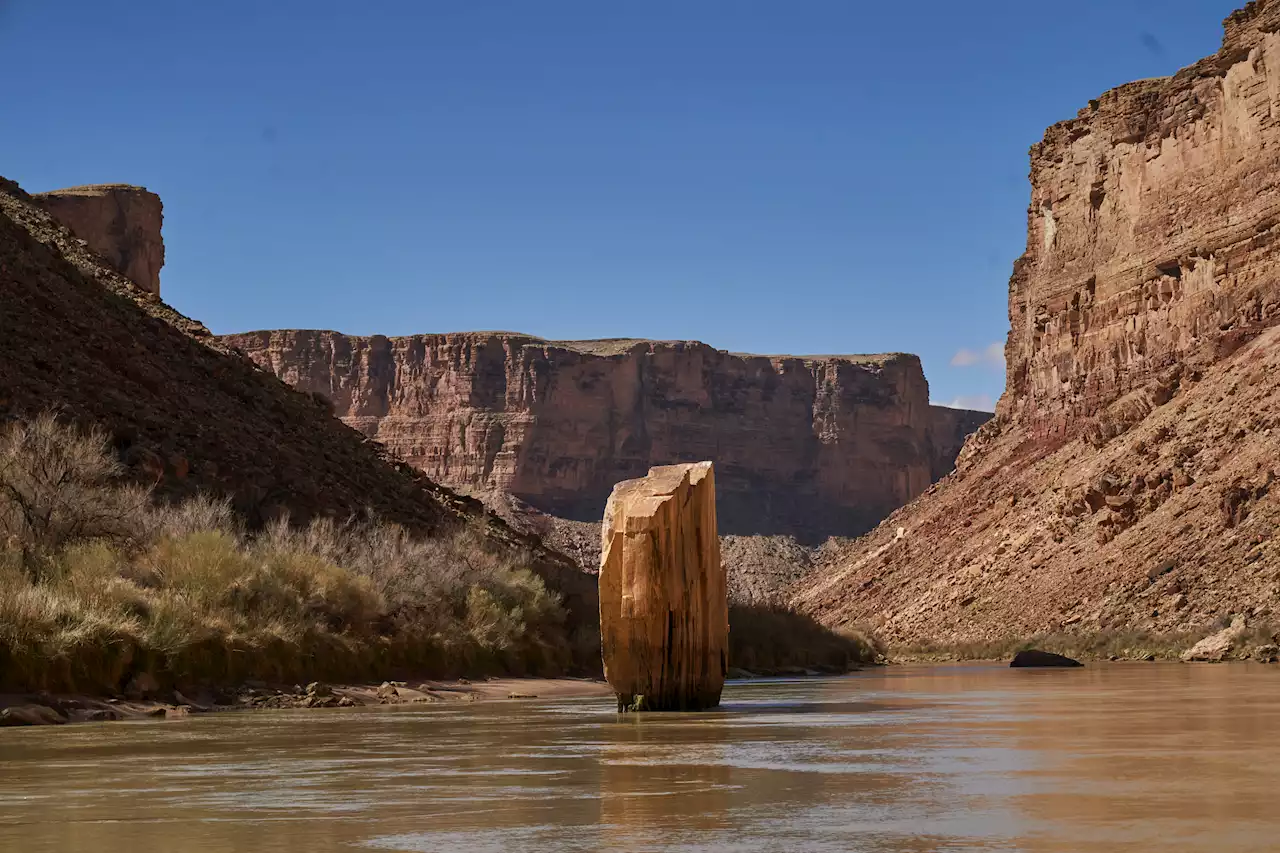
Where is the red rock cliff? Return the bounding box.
[1004,0,1280,434]
[222,330,984,542]
[799,2,1280,647]
[34,184,164,296]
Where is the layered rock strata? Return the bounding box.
[34,184,164,296]
[599,462,727,711]
[223,329,989,543]
[1005,1,1280,436]
[797,2,1280,648]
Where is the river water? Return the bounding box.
[2,663,1278,852]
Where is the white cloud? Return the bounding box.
[950,341,1005,369]
[938,394,996,412]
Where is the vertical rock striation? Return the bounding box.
[599,462,727,711]
[34,184,164,296]
[222,329,989,542]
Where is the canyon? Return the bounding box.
[797,1,1280,648]
[223,329,989,544]
[0,176,595,631]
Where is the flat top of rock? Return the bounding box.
[229,327,909,365]
[34,184,152,198]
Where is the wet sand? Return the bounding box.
[0,676,612,726]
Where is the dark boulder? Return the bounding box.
[1010,650,1083,668]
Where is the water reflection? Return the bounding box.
[2,664,1279,852]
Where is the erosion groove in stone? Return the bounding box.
[600,462,727,712]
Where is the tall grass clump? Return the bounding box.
[0,414,570,694]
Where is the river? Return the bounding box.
[2,663,1278,852]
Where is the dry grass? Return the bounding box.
[0,415,570,694]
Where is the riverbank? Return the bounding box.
[889,623,1280,664]
[0,676,614,726]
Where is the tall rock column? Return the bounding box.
[599,462,727,711]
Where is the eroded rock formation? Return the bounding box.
[222,329,989,543]
[796,2,1280,649]
[600,462,727,711]
[34,184,164,296]
[1005,2,1280,436]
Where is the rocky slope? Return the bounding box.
[0,177,593,626]
[222,329,989,544]
[797,1,1280,647]
[33,184,164,295]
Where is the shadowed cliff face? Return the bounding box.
[33,184,164,296]
[800,1,1280,647]
[223,330,988,544]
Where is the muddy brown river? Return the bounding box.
[2,663,1278,852]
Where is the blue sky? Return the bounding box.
[1,1,1240,410]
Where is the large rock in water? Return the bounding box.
[600,462,727,711]
[1010,650,1083,668]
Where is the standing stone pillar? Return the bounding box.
[599,462,728,711]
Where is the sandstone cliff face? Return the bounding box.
[224,330,985,542]
[33,184,164,296]
[1005,1,1280,435]
[927,407,992,482]
[798,2,1280,648]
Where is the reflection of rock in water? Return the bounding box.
[598,724,736,850]
[600,462,728,712]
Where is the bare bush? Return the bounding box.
[0,413,150,578]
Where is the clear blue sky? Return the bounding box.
[1,0,1240,410]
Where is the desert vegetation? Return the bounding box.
[0,413,572,694]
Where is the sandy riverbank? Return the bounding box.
[0,677,614,727]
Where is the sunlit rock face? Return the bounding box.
[1003,1,1280,437]
[223,329,987,542]
[797,3,1280,649]
[599,462,726,712]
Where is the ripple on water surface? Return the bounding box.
[2,664,1280,852]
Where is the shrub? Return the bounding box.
[0,412,149,579]
[0,414,572,693]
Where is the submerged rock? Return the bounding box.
[1010,650,1084,668]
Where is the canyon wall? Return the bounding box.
[798,2,1280,648]
[926,407,992,482]
[34,184,164,296]
[223,329,988,543]
[1004,1,1280,435]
